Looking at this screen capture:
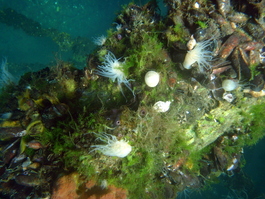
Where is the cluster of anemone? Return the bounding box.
[90,133,132,158]
[95,51,134,97]
[183,38,214,73]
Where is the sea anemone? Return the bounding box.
[91,133,132,158]
[96,51,134,97]
[0,57,16,88]
[93,35,107,46]
[183,38,214,72]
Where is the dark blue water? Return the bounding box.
[177,138,265,199]
[0,0,148,73]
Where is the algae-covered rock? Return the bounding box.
[0,0,265,198]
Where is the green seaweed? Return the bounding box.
[195,21,208,29]
[1,2,265,199]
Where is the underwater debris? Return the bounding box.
[91,133,132,158]
[222,92,235,103]
[153,101,172,112]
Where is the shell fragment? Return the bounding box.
[153,101,172,112]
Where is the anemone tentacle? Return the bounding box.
[183,38,215,72]
[95,51,135,98]
[90,133,132,158]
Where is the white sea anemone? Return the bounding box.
[93,35,107,46]
[91,133,132,158]
[96,51,134,97]
[183,38,214,72]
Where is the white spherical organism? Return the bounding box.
[145,71,160,87]
[187,35,197,50]
[153,101,172,112]
[222,79,239,91]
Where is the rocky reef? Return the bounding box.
[0,0,265,198]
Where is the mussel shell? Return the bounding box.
[213,146,228,170]
[2,138,20,165]
[246,20,265,40]
[26,120,44,135]
[41,103,68,128]
[250,74,265,91]
[231,47,251,80]
[15,173,43,187]
[0,127,26,140]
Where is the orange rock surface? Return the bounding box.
[51,173,127,199]
[51,173,79,199]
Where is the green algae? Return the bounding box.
[195,21,208,29]
[13,58,264,198]
[1,1,265,199]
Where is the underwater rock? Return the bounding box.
[51,173,127,199]
[0,0,265,198]
[84,181,127,199]
[15,173,43,187]
[51,173,80,199]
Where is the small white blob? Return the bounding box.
[222,79,239,91]
[193,2,200,9]
[145,71,160,87]
[232,157,238,164]
[187,35,197,50]
[227,164,235,171]
[223,92,235,103]
[100,180,108,189]
[153,101,171,112]
[231,135,238,141]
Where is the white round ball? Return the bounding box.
[222,79,239,91]
[145,71,160,87]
